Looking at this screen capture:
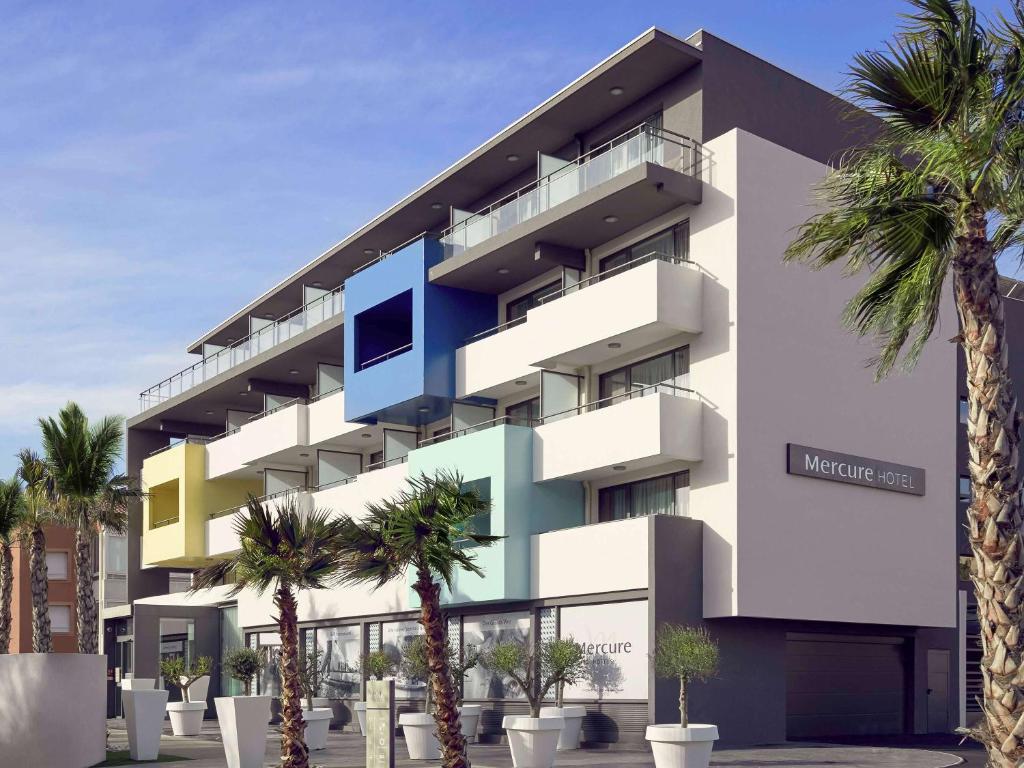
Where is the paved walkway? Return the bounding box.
[104,721,964,768]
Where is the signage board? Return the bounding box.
[366,679,395,768]
[786,443,925,496]
[561,600,648,701]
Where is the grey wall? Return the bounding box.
[133,603,223,709]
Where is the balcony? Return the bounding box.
[457,254,701,398]
[312,461,410,523]
[206,489,313,558]
[139,286,343,411]
[430,124,702,291]
[307,388,365,445]
[533,384,702,481]
[206,398,309,479]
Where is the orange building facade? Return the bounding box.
[9,525,79,653]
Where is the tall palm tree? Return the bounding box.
[192,496,349,768]
[39,402,133,654]
[337,471,498,768]
[785,2,1024,763]
[17,449,54,653]
[0,477,24,653]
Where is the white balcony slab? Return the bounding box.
[533,392,702,481]
[206,403,309,479]
[312,462,409,522]
[530,517,649,599]
[206,492,313,558]
[307,390,365,446]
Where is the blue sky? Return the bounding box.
[0,0,1011,477]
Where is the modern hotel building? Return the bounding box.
[107,28,963,744]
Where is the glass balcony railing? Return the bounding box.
[440,124,701,260]
[139,286,344,411]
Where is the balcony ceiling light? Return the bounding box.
[612,464,627,471]
[361,432,372,438]
[204,410,214,416]
[288,369,299,375]
[311,281,322,288]
[515,379,528,385]
[226,337,235,343]
[417,406,430,413]
[609,86,624,96]
[603,215,619,224]
[299,453,309,458]
[608,341,622,349]
[497,268,510,275]
[363,248,375,255]
[431,202,443,210]
[264,313,275,319]
[506,153,520,162]
[238,391,248,396]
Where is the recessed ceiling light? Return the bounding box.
[226,337,235,343]
[497,268,510,275]
[238,391,248,397]
[603,215,619,224]
[288,369,299,375]
[608,342,622,349]
[299,453,309,458]
[431,202,443,210]
[264,313,275,319]
[417,406,430,413]
[612,465,627,471]
[609,86,624,96]
[363,248,375,255]
[361,433,372,438]
[515,380,528,386]
[311,281,322,288]
[506,153,520,162]
[205,410,214,416]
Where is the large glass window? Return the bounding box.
[505,397,540,424]
[45,551,68,581]
[105,535,128,575]
[599,347,689,405]
[598,471,689,522]
[599,221,689,274]
[316,625,361,698]
[505,280,560,325]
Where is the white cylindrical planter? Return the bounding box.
[645,724,719,768]
[502,716,563,768]
[123,689,169,761]
[354,701,367,735]
[215,696,271,768]
[399,712,441,760]
[167,700,206,736]
[458,704,481,742]
[121,677,155,691]
[302,707,333,750]
[184,675,211,704]
[540,705,586,750]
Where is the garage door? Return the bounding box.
[786,634,907,739]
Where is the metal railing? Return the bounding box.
[208,486,308,520]
[309,384,344,403]
[352,231,438,274]
[365,455,409,472]
[417,415,533,448]
[151,516,179,529]
[313,474,361,492]
[148,435,214,457]
[465,251,690,343]
[533,382,695,425]
[440,123,701,260]
[139,285,344,411]
[359,342,412,370]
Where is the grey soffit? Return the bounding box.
[186,29,703,353]
[429,163,702,292]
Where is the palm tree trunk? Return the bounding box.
[74,527,98,654]
[954,208,1024,767]
[29,524,52,654]
[275,583,308,768]
[0,541,12,653]
[414,566,468,768]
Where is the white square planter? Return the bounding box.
[458,704,481,742]
[302,707,333,750]
[184,675,211,703]
[123,689,169,761]
[502,716,563,768]
[398,712,441,760]
[215,696,271,768]
[540,705,586,750]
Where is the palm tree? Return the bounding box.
[0,477,24,653]
[785,2,1024,763]
[192,495,349,768]
[337,471,498,768]
[39,402,134,655]
[17,449,54,653]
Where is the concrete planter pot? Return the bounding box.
[302,707,333,750]
[354,700,367,735]
[399,712,441,760]
[167,700,206,736]
[645,724,719,768]
[540,705,586,750]
[123,689,169,761]
[121,677,155,691]
[184,675,211,704]
[458,704,482,742]
[0,654,107,768]
[502,716,564,768]
[215,696,271,768]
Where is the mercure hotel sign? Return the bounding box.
[787,444,925,496]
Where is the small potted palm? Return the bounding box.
[355,650,397,735]
[299,644,333,750]
[397,636,441,760]
[220,647,269,768]
[449,641,482,742]
[160,656,213,736]
[539,639,588,750]
[646,624,720,768]
[482,637,585,768]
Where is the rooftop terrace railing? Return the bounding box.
[139,285,344,412]
[440,123,701,261]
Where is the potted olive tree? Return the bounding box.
[539,640,589,750]
[219,647,270,768]
[397,636,441,760]
[160,656,213,736]
[482,637,585,768]
[299,644,333,751]
[354,650,397,736]
[646,624,719,768]
[449,641,482,743]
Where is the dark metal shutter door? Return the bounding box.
[786,635,907,739]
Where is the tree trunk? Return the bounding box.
[679,678,688,727]
[276,583,308,768]
[29,524,52,654]
[0,541,12,653]
[74,526,98,654]
[953,208,1024,767]
[414,566,469,768]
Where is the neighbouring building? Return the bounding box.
[109,27,964,744]
[10,525,79,653]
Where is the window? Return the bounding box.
[354,290,413,370]
[505,397,540,424]
[505,280,561,325]
[959,397,969,425]
[598,472,689,522]
[959,475,972,503]
[51,605,72,634]
[599,347,689,405]
[105,536,128,575]
[599,221,689,274]
[45,551,68,581]
[457,478,491,548]
[369,450,384,466]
